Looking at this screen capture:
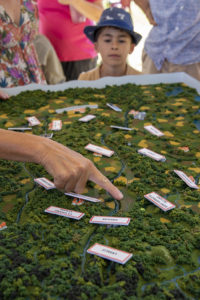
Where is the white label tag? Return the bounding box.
[56,104,98,114]
[110,125,133,131]
[49,120,62,131]
[87,243,132,264]
[8,127,32,131]
[45,206,84,220]
[174,170,199,189]
[79,114,96,122]
[90,216,130,225]
[34,177,55,190]
[138,148,166,161]
[27,116,40,126]
[106,103,122,112]
[85,143,114,157]
[144,192,175,211]
[144,125,164,137]
[65,192,101,203]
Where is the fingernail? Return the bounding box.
[117,190,123,200]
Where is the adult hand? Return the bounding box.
[39,138,123,199]
[0,129,123,200]
[121,0,131,8]
[57,0,103,23]
[0,90,10,100]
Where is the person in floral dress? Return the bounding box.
[0,0,46,88]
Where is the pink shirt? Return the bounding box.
[37,0,97,61]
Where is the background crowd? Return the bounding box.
[0,0,199,94]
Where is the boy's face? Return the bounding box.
[94,27,135,67]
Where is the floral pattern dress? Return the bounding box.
[0,0,46,87]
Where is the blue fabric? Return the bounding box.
[84,7,142,45]
[145,0,200,70]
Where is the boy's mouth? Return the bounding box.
[108,54,120,58]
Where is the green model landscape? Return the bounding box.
[0,82,200,299]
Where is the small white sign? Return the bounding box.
[56,104,98,114]
[89,216,130,225]
[65,192,101,203]
[110,125,133,131]
[49,120,62,131]
[85,143,114,157]
[174,170,199,189]
[87,243,132,264]
[79,114,96,122]
[8,127,32,131]
[138,148,166,162]
[34,177,55,190]
[27,116,40,126]
[106,103,122,112]
[144,192,175,211]
[45,206,84,220]
[144,125,164,137]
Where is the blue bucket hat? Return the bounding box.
[84,7,142,45]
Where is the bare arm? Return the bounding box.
[121,0,156,25]
[57,0,103,22]
[0,129,123,200]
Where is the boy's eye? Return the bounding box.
[119,40,126,43]
[104,39,111,43]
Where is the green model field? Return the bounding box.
[0,82,200,300]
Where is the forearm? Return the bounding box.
[134,0,150,13]
[0,129,123,199]
[64,0,103,22]
[133,0,156,25]
[0,129,45,164]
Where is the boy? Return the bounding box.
[78,7,142,80]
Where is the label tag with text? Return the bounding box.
[90,216,130,225]
[49,120,62,131]
[174,170,199,189]
[110,125,133,131]
[65,192,101,203]
[85,143,114,157]
[87,243,132,264]
[144,192,175,211]
[106,103,122,112]
[79,115,96,122]
[27,116,41,126]
[45,206,84,220]
[34,177,55,190]
[138,148,166,162]
[144,125,164,137]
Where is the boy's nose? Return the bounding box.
[111,40,118,49]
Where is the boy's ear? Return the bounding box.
[129,43,135,54]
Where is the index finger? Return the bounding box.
[88,165,123,200]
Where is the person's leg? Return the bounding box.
[162,61,200,81]
[61,57,98,81]
[142,49,159,74]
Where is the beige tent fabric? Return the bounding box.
[34,34,66,84]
